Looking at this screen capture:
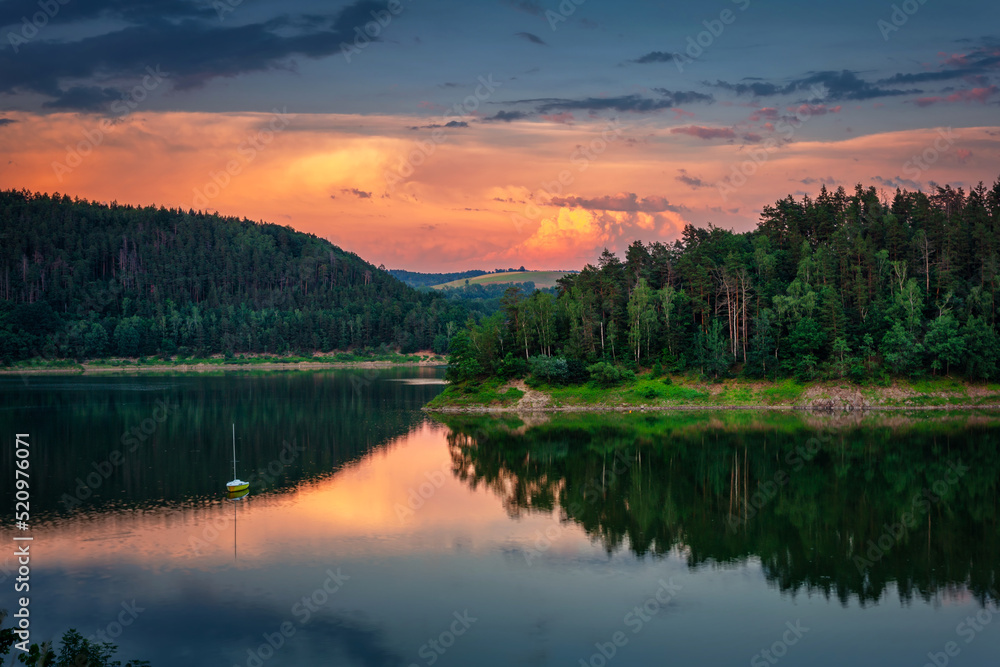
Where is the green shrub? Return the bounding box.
[565,358,590,384]
[847,360,867,384]
[638,386,660,400]
[587,362,636,388]
[529,356,569,385]
[497,353,528,380]
[668,352,687,372]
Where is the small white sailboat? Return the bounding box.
[226,423,249,493]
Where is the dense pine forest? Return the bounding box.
[449,177,1000,384]
[0,190,466,363]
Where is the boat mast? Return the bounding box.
[232,423,237,480]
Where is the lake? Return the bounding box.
[1,369,998,666]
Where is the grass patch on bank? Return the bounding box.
[907,377,968,395]
[715,385,755,404]
[650,382,711,403]
[425,379,523,409]
[759,379,805,404]
[547,384,608,405]
[544,378,710,407]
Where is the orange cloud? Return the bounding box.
[0,111,997,270]
[499,207,685,267]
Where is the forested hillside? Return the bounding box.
[450,178,1000,384]
[0,190,465,362]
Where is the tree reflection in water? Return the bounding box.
[441,411,1000,607]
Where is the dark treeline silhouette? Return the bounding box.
[2,617,149,666]
[449,178,1000,384]
[441,412,1000,607]
[0,190,468,362]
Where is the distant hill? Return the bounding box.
[0,190,467,361]
[389,268,488,288]
[433,271,575,290]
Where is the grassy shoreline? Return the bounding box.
[424,375,1000,412]
[1,352,446,374]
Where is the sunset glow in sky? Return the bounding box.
[2,0,999,270]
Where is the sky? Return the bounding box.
[1,0,998,271]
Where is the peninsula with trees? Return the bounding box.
[429,177,1000,411]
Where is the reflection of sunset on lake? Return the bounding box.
[32,422,597,571]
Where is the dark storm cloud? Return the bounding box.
[483,110,530,122]
[711,70,921,101]
[501,91,713,115]
[879,45,1000,85]
[651,89,714,105]
[882,70,974,85]
[0,0,393,111]
[39,85,124,111]
[549,193,683,213]
[408,120,469,129]
[710,81,784,97]
[515,31,547,45]
[789,71,921,100]
[529,95,676,112]
[631,51,677,64]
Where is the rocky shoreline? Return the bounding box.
[424,378,1000,413]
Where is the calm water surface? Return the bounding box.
[1,369,998,666]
